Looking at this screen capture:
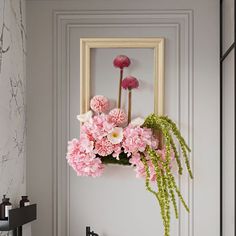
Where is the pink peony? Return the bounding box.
[121,76,139,90]
[109,108,128,125]
[113,55,131,69]
[90,95,109,113]
[95,138,114,156]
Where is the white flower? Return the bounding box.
[107,127,123,144]
[76,110,92,123]
[130,117,145,126]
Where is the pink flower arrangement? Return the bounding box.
[66,95,172,180]
[66,55,193,236]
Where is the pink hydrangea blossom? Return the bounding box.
[121,76,139,90]
[109,108,128,125]
[148,160,157,182]
[81,113,115,140]
[66,138,104,177]
[113,55,131,69]
[73,156,105,177]
[157,148,175,169]
[112,144,122,159]
[134,161,146,178]
[90,95,109,113]
[122,125,157,156]
[132,148,175,182]
[129,153,156,181]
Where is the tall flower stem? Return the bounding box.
[128,89,132,123]
[118,69,123,108]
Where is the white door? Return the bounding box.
[64,8,219,236]
[26,1,220,236]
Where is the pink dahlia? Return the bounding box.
[121,76,139,90]
[95,137,113,156]
[113,55,131,69]
[109,108,128,125]
[90,95,109,113]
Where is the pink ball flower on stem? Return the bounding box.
[109,108,128,126]
[90,95,109,113]
[121,76,139,123]
[121,76,139,90]
[113,55,131,69]
[113,55,131,109]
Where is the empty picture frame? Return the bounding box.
[80,38,164,116]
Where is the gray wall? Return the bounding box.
[222,0,235,235]
[26,0,220,236]
[0,0,28,235]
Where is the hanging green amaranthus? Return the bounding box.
[142,114,193,236]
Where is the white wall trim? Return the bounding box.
[52,10,193,236]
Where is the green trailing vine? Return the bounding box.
[142,114,193,236]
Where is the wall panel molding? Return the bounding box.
[52,10,193,236]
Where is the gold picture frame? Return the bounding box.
[80,38,164,115]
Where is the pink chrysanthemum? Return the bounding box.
[90,95,109,113]
[95,138,114,156]
[121,76,139,90]
[109,108,128,125]
[113,55,131,69]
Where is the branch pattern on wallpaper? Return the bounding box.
[0,0,26,225]
[66,54,193,236]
